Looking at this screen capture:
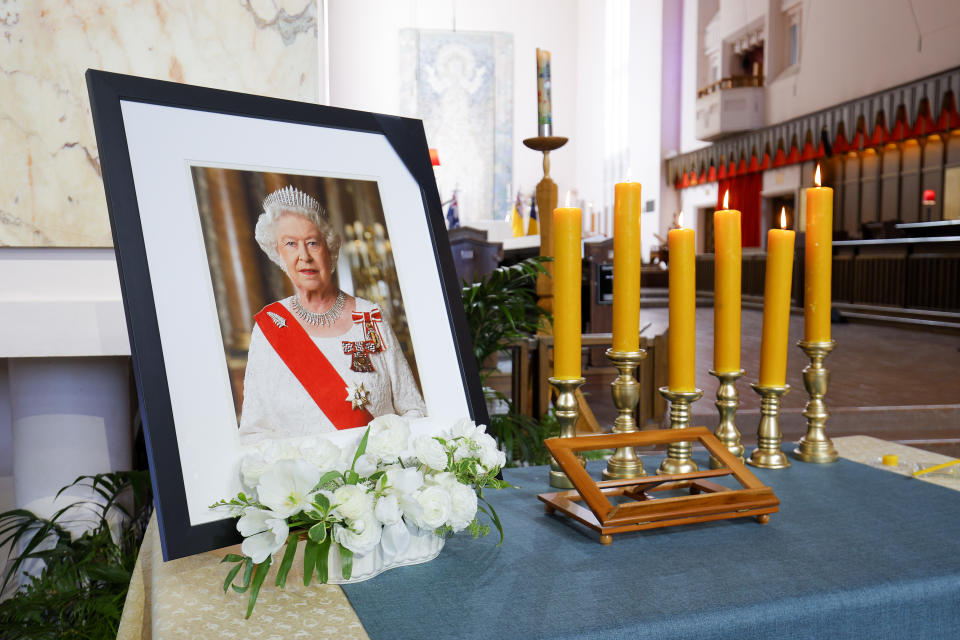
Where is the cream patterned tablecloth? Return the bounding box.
[117,435,958,639]
[117,516,368,640]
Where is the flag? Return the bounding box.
[510,192,524,237]
[527,193,539,235]
[446,192,459,229]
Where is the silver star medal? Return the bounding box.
[345,381,371,411]
[267,311,286,328]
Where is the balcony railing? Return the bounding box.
[697,74,765,99]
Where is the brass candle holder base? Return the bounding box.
[795,340,838,463]
[747,384,791,469]
[657,387,703,475]
[602,348,647,480]
[548,376,587,488]
[708,369,745,469]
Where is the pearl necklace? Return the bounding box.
[291,291,346,327]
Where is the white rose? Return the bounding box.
[415,486,451,530]
[333,512,382,555]
[447,482,479,532]
[414,436,449,470]
[298,438,343,472]
[450,417,481,439]
[479,443,506,471]
[427,471,458,489]
[333,484,374,521]
[471,431,498,452]
[374,494,402,526]
[453,440,477,462]
[353,453,378,478]
[385,466,424,495]
[240,451,272,488]
[366,414,412,461]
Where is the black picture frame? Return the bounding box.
[86,69,488,560]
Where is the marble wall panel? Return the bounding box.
[0,0,319,247]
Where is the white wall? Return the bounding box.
[690,0,960,126]
[766,0,960,124]
[328,0,580,209]
[681,0,711,154]
[629,1,665,260]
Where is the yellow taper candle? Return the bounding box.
[553,206,582,379]
[713,190,741,373]
[804,164,833,343]
[612,182,642,352]
[668,215,696,391]
[758,208,796,387]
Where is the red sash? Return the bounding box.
[254,302,373,430]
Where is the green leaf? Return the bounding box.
[308,522,328,543]
[312,493,331,514]
[274,533,299,589]
[312,471,342,491]
[344,470,360,485]
[303,538,319,587]
[220,553,245,564]
[339,544,353,581]
[351,427,371,470]
[481,498,505,546]
[316,535,332,583]
[245,556,271,619]
[231,557,254,594]
[223,561,244,593]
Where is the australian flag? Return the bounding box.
[527,193,539,235]
[446,192,460,229]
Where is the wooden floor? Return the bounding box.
[582,308,960,457]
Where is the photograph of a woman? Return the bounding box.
[240,185,425,439]
[189,167,427,441]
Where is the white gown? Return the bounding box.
[238,297,426,440]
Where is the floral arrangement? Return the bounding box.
[212,415,508,618]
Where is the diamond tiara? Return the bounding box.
[262,185,324,217]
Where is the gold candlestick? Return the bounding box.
[548,376,586,488]
[747,383,791,469]
[795,340,838,463]
[657,387,703,474]
[602,348,647,480]
[708,369,745,469]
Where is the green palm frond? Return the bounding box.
[0,471,152,639]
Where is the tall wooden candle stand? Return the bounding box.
[523,135,568,317]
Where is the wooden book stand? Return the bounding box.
[538,427,779,544]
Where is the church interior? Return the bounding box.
[1,0,960,637]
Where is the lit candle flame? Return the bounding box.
[678,211,685,228]
[814,163,822,187]
[780,207,787,229]
[722,190,729,209]
[565,190,574,207]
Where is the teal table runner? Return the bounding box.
[342,454,960,639]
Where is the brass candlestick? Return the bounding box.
[548,376,587,488]
[602,348,647,480]
[795,340,839,463]
[657,387,703,474]
[747,384,791,469]
[708,369,745,469]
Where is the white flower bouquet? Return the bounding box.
[211,415,509,618]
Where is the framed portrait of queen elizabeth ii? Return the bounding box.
[87,70,487,560]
